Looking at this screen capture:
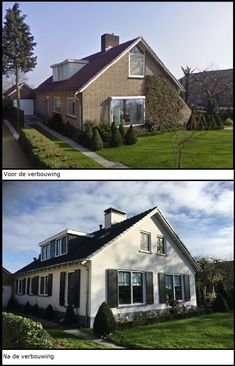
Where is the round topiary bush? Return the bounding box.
[3,312,53,349]
[63,305,76,325]
[93,301,116,337]
[212,293,229,312]
[91,128,103,151]
[110,127,123,147]
[125,125,137,145]
[23,302,32,315]
[45,304,55,320]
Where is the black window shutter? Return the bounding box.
[158,273,166,303]
[27,278,30,295]
[32,276,39,295]
[50,240,55,258]
[48,274,53,296]
[15,280,18,294]
[59,272,66,306]
[74,270,81,308]
[146,272,154,304]
[107,269,118,307]
[184,274,191,301]
[40,277,44,294]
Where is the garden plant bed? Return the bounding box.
[107,312,234,349]
[97,130,233,168]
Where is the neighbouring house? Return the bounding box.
[2,267,14,308]
[179,69,233,109]
[13,206,201,327]
[3,82,35,116]
[35,33,191,130]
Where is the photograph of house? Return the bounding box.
[13,206,200,327]
[34,33,190,129]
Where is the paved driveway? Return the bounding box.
[2,122,33,169]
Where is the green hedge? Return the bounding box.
[3,312,53,349]
[19,128,81,168]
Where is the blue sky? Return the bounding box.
[3,181,234,273]
[2,1,233,88]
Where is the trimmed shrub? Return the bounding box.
[63,305,76,325]
[97,123,112,143]
[119,123,126,139]
[91,128,103,151]
[212,293,229,312]
[93,302,116,337]
[125,125,137,145]
[110,127,123,147]
[19,128,81,168]
[3,312,53,349]
[79,123,93,148]
[6,298,19,312]
[45,304,55,320]
[31,304,40,317]
[47,113,64,133]
[23,302,31,315]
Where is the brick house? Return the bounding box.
[35,33,190,130]
[13,206,201,327]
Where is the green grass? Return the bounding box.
[108,312,234,349]
[97,130,233,168]
[31,125,102,168]
[47,329,111,349]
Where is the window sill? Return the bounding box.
[118,303,146,308]
[128,75,144,79]
[139,250,152,254]
[156,253,167,256]
[66,114,76,119]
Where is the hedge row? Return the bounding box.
[19,128,80,168]
[3,312,54,349]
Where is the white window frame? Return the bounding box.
[39,275,48,296]
[41,243,50,261]
[67,98,76,118]
[110,96,145,126]
[54,97,61,113]
[165,274,184,302]
[128,46,145,78]
[118,270,145,307]
[55,236,67,257]
[139,231,152,253]
[17,279,23,295]
[156,235,166,255]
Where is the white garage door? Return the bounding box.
[13,99,34,115]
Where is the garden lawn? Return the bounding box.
[108,312,234,349]
[47,329,111,349]
[31,125,102,168]
[97,130,233,168]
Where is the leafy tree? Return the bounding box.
[2,2,37,131]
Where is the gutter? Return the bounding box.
[74,91,83,128]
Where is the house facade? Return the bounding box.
[2,267,14,308]
[35,33,191,130]
[14,207,201,328]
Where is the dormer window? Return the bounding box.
[41,243,50,260]
[129,46,145,78]
[56,236,67,256]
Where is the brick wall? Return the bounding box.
[35,92,82,129]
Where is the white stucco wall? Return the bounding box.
[14,261,90,319]
[90,213,197,321]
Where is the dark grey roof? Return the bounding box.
[14,207,156,275]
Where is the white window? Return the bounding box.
[18,279,23,294]
[111,97,145,126]
[39,276,48,295]
[165,275,183,301]
[157,236,165,254]
[129,46,145,77]
[67,98,76,117]
[140,232,151,252]
[118,271,144,305]
[55,236,67,256]
[41,243,50,260]
[54,97,61,113]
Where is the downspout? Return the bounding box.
[81,260,90,327]
[74,91,83,129]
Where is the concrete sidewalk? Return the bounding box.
[27,120,128,169]
[2,120,33,169]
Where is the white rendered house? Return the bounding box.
[14,206,201,327]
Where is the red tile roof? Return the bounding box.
[35,37,139,93]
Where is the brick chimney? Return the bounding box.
[104,208,126,229]
[101,33,119,52]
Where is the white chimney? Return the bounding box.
[104,208,127,229]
